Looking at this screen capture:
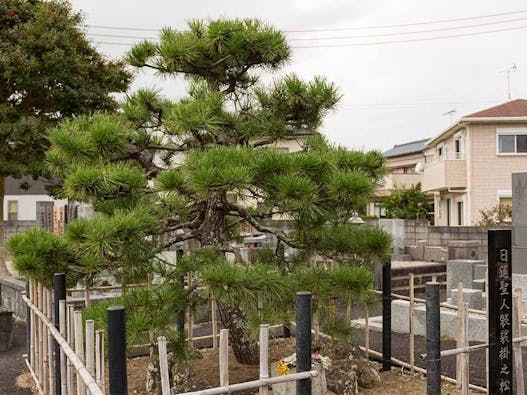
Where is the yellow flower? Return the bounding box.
[276,361,290,375]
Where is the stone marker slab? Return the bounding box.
[446,259,484,298]
[450,288,484,310]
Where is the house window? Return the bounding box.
[497,130,527,154]
[454,137,463,159]
[7,200,18,221]
[403,166,416,174]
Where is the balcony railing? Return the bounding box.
[422,157,467,192]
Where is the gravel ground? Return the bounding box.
[0,322,32,394]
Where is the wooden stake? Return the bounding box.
[409,273,415,373]
[42,287,49,394]
[259,325,269,395]
[219,329,229,387]
[513,289,525,395]
[38,282,44,382]
[46,289,54,395]
[84,284,90,308]
[34,282,41,382]
[86,320,95,377]
[461,302,469,395]
[346,302,351,324]
[364,306,370,358]
[211,300,218,349]
[158,336,171,395]
[187,273,193,345]
[95,330,105,391]
[74,310,86,395]
[456,281,463,388]
[313,310,320,341]
[67,305,75,395]
[29,280,35,372]
[59,300,67,395]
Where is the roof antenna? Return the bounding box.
[442,109,456,123]
[500,64,517,101]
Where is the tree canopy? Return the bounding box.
[383,182,430,220]
[0,0,130,271]
[9,18,392,376]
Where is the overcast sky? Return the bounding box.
[70,0,527,152]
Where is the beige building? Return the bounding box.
[367,139,428,217]
[422,99,527,225]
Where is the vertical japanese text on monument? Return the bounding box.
[497,248,512,394]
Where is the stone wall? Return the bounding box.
[402,219,489,262]
[3,220,36,243]
[0,276,26,321]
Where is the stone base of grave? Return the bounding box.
[271,363,327,395]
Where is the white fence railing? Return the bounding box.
[24,280,105,395]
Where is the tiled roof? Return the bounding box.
[383,138,429,158]
[464,99,527,118]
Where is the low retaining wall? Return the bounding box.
[0,276,26,321]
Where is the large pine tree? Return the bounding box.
[12,19,391,369]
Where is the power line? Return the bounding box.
[86,15,527,42]
[85,9,527,34]
[89,23,527,48]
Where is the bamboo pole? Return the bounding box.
[313,310,320,341]
[95,330,105,392]
[456,281,463,388]
[84,284,91,308]
[42,287,49,394]
[259,324,269,395]
[513,289,525,395]
[66,305,74,395]
[158,336,171,395]
[409,273,415,373]
[183,371,317,395]
[37,282,43,383]
[364,306,369,358]
[460,302,469,395]
[59,300,67,395]
[22,295,103,395]
[346,303,351,324]
[74,310,86,395]
[30,280,36,373]
[46,289,54,395]
[219,329,229,387]
[211,300,218,349]
[86,320,95,378]
[23,354,45,395]
[187,273,193,345]
[35,282,44,384]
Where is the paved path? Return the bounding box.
[0,323,32,394]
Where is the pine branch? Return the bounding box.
[226,202,302,249]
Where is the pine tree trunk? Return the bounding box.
[0,177,9,276]
[217,301,259,365]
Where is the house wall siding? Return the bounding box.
[468,122,527,224]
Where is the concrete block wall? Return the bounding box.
[399,219,489,262]
[0,276,26,321]
[3,220,36,244]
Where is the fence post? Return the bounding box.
[59,300,67,395]
[53,273,66,395]
[426,281,441,395]
[219,329,229,387]
[95,330,105,390]
[409,273,415,373]
[296,291,312,395]
[26,280,31,363]
[157,336,171,395]
[259,324,269,395]
[461,302,469,395]
[382,261,392,371]
[513,289,524,395]
[107,306,127,395]
[456,281,463,388]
